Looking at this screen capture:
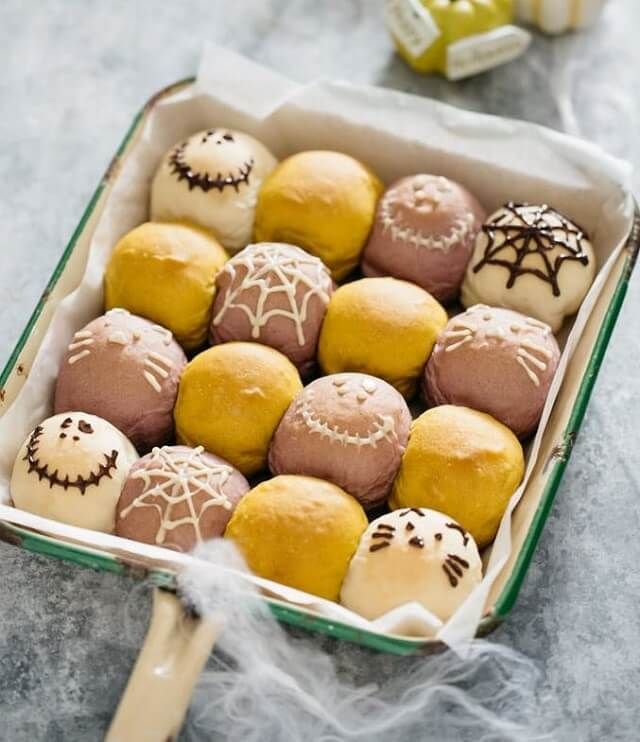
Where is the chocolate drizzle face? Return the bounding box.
[399,508,426,518]
[442,553,470,587]
[473,203,590,297]
[23,422,119,495]
[446,522,469,547]
[369,522,396,552]
[168,131,254,194]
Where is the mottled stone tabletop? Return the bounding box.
[1,1,639,740]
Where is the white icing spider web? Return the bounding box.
[212,244,331,346]
[119,446,233,550]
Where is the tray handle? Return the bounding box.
[105,588,221,742]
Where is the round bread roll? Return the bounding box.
[390,406,525,547]
[269,373,411,509]
[116,445,249,552]
[210,242,333,376]
[174,342,302,477]
[362,174,485,302]
[104,221,228,350]
[150,128,278,252]
[341,508,482,622]
[461,202,596,332]
[225,474,368,601]
[11,412,138,533]
[424,305,560,438]
[318,277,448,399]
[54,309,187,451]
[254,150,383,280]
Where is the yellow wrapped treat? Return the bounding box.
[385,0,527,80]
[105,222,228,350]
[390,405,525,547]
[318,277,447,399]
[225,475,368,601]
[254,151,383,280]
[174,342,301,476]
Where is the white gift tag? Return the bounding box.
[446,25,532,81]
[384,0,441,58]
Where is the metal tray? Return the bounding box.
[1,79,638,655]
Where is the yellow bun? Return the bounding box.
[254,151,383,280]
[104,222,228,350]
[225,474,368,600]
[318,277,447,399]
[390,406,525,547]
[174,343,301,476]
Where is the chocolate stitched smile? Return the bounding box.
[24,425,119,495]
[169,141,254,193]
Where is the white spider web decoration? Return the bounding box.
[212,243,331,346]
[119,446,233,550]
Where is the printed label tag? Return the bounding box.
[384,0,441,58]
[446,25,532,81]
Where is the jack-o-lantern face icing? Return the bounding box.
[423,305,560,438]
[150,128,278,252]
[461,203,596,331]
[210,242,334,376]
[10,412,138,533]
[340,508,483,622]
[116,445,249,553]
[54,309,187,451]
[268,373,411,509]
[362,174,485,302]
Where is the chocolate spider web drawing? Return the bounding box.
[472,202,590,297]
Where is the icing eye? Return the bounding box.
[222,133,234,142]
[61,417,73,429]
[78,420,94,434]
[59,433,66,439]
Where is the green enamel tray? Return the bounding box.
[1,79,638,656]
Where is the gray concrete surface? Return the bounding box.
[0,1,639,739]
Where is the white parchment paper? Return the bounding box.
[0,44,634,645]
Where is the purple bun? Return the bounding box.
[116,445,249,552]
[210,242,333,377]
[268,373,411,509]
[362,174,485,303]
[54,309,187,451]
[423,305,561,439]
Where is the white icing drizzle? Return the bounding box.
[120,446,234,550]
[440,307,554,387]
[68,338,94,351]
[142,352,174,393]
[108,308,130,316]
[143,371,162,393]
[152,324,173,346]
[299,388,395,448]
[516,356,541,386]
[68,350,91,365]
[379,188,475,253]
[108,330,128,345]
[73,330,93,340]
[212,244,331,347]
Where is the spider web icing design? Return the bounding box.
[119,446,234,550]
[440,306,554,386]
[472,202,590,296]
[379,179,476,252]
[299,388,396,448]
[212,244,331,346]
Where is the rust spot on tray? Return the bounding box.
[16,364,26,376]
[544,432,577,473]
[101,155,122,185]
[0,389,5,404]
[624,211,640,278]
[0,523,23,548]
